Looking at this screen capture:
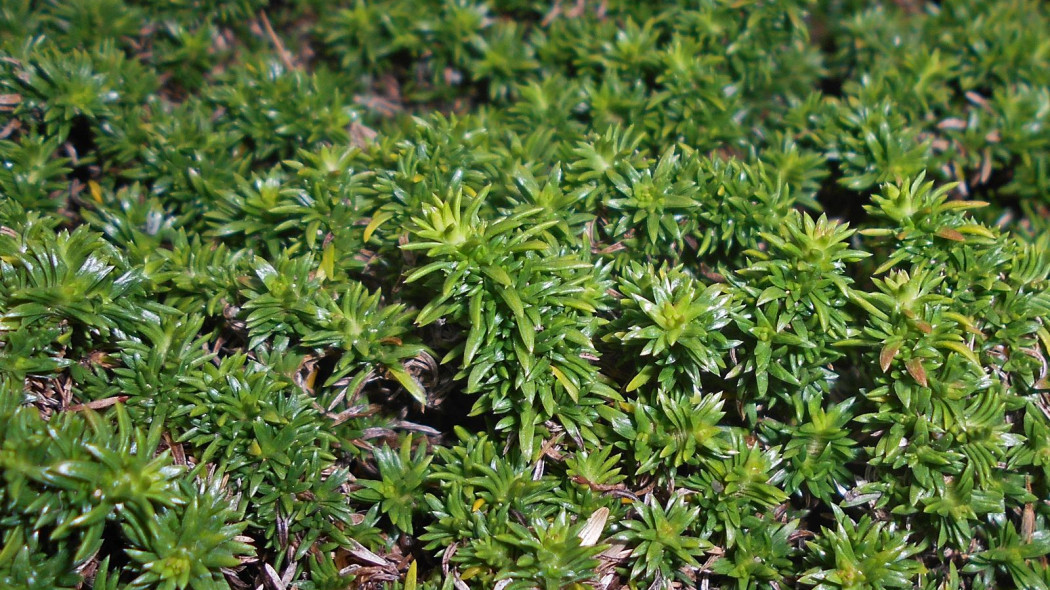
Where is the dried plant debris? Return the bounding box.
[2,0,1050,588]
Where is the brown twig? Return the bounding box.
[259,10,296,72]
[541,0,563,26]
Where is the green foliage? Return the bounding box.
[123,479,253,590]
[611,390,728,478]
[608,263,737,392]
[0,401,252,588]
[710,516,798,590]
[495,510,606,590]
[352,436,432,535]
[685,431,789,547]
[615,495,712,585]
[2,0,1050,588]
[800,506,926,590]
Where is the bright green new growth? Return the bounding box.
[2,0,1050,589]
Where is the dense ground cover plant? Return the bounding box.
[2,0,1050,588]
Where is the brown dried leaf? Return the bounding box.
[979,147,993,184]
[349,121,377,148]
[67,396,129,412]
[262,563,286,590]
[965,91,991,110]
[0,93,20,111]
[578,507,610,547]
[879,343,900,373]
[936,118,967,130]
[905,357,928,387]
[347,540,390,568]
[936,227,966,242]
